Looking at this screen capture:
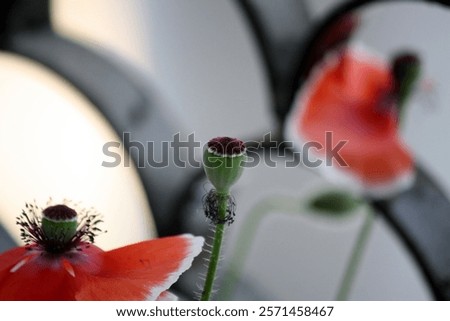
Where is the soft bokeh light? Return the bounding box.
[51,0,151,69]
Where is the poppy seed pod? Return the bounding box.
[41,204,78,245]
[203,137,246,194]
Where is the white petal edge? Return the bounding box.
[146,234,204,300]
[157,291,179,301]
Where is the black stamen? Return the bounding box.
[43,204,77,221]
[16,202,104,254]
[203,189,236,225]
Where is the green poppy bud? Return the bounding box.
[41,204,78,244]
[203,137,246,195]
[392,53,421,111]
[309,190,361,215]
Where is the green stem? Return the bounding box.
[201,192,229,301]
[336,208,375,301]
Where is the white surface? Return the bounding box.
[2,301,450,321]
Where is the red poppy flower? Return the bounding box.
[0,202,204,300]
[286,47,415,197]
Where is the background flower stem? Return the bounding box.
[219,195,301,300]
[336,207,375,300]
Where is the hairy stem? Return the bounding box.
[201,192,229,301]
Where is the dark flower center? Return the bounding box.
[207,137,246,157]
[43,204,77,221]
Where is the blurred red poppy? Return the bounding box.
[286,47,415,197]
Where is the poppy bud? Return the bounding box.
[203,137,246,194]
[392,52,421,110]
[309,191,361,215]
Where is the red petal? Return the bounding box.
[0,244,104,300]
[0,247,27,273]
[0,235,203,301]
[73,234,204,300]
[292,48,414,191]
[0,247,74,300]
